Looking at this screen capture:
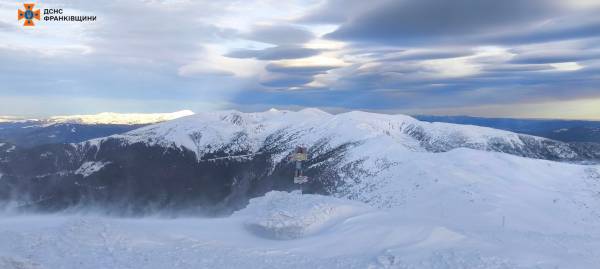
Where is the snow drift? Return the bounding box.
[2,190,599,268]
[235,191,371,239]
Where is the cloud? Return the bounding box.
[298,0,369,24]
[481,64,554,72]
[85,2,237,65]
[177,65,235,77]
[3,0,600,119]
[0,21,16,31]
[321,0,600,47]
[226,46,320,60]
[260,73,315,88]
[381,49,475,61]
[254,54,347,89]
[325,0,560,44]
[235,64,600,113]
[509,50,600,64]
[0,0,256,110]
[481,17,600,45]
[242,24,315,45]
[258,63,339,88]
[265,63,338,75]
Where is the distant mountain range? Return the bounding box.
[2,111,599,149]
[0,110,194,147]
[414,115,600,143]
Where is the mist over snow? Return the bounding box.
[1,188,600,269]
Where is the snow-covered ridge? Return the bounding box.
[0,110,194,125]
[48,110,195,125]
[94,108,576,162]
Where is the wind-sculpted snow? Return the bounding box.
[235,190,371,239]
[1,190,600,268]
[337,148,600,231]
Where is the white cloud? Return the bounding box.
[550,62,583,71]
[178,45,265,77]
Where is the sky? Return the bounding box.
[1,0,600,119]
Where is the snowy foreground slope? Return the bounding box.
[1,150,600,268]
[1,186,600,269]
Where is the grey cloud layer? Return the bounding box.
[324,0,566,44]
[380,49,475,61]
[509,50,600,64]
[226,46,320,60]
[3,0,600,117]
[233,0,600,112]
[242,25,315,45]
[1,0,251,113]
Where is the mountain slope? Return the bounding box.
[0,109,598,215]
[99,108,595,162]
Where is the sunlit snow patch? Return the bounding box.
[234,191,372,240]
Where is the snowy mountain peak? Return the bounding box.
[297,107,331,116]
[89,108,588,165]
[48,110,195,125]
